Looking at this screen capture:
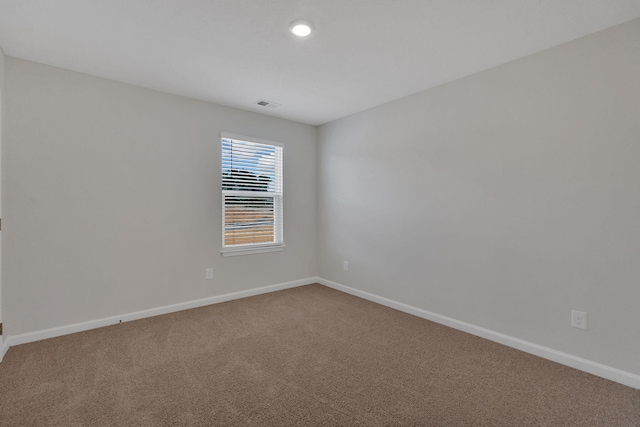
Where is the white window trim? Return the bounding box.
[220,133,284,257]
[221,132,283,148]
[221,244,286,257]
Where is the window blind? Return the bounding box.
[222,137,283,248]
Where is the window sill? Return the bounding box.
[221,244,286,257]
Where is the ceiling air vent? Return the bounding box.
[256,99,281,109]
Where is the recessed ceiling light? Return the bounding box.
[289,19,314,37]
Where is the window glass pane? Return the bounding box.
[224,195,275,246]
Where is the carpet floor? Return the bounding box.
[0,284,638,426]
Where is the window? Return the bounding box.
[221,134,284,255]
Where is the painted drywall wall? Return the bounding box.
[318,19,640,375]
[3,58,317,336]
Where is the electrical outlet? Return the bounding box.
[571,310,587,330]
[205,268,213,280]
[343,261,349,271]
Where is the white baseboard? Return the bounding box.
[0,337,8,363]
[4,276,638,390]
[0,277,317,361]
[317,277,640,390]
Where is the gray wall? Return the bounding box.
[3,58,317,336]
[318,19,640,375]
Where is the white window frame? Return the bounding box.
[221,133,284,256]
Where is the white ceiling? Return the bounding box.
[1,1,639,125]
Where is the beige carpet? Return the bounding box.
[0,284,638,426]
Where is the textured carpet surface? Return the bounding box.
[0,284,638,426]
